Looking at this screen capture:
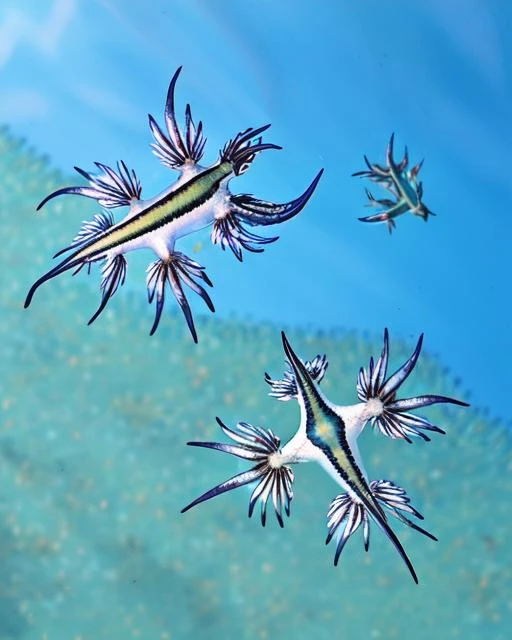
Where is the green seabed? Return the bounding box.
[0,127,510,639]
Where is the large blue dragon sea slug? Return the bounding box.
[182,330,469,583]
[25,68,323,341]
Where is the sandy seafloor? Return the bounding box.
[0,128,511,639]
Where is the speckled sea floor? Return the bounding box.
[0,128,511,639]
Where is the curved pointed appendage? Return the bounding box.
[231,168,324,227]
[264,353,328,401]
[37,161,141,211]
[211,162,323,262]
[87,254,127,325]
[409,159,424,180]
[213,169,323,261]
[399,145,409,172]
[25,256,89,309]
[326,479,436,582]
[220,124,281,176]
[386,132,398,173]
[181,418,294,528]
[146,252,214,341]
[24,213,115,309]
[385,132,411,177]
[370,480,437,540]
[386,132,409,175]
[148,67,207,170]
[280,331,328,398]
[358,212,397,234]
[357,329,470,442]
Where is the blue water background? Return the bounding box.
[1,2,511,639]
[2,0,511,418]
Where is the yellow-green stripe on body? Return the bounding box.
[282,333,381,514]
[307,397,378,512]
[75,161,232,261]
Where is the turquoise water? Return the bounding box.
[1,2,511,638]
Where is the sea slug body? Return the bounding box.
[183,330,469,583]
[353,134,433,233]
[25,68,323,340]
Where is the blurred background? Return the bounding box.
[0,1,510,638]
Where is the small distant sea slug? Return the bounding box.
[353,134,433,233]
[25,68,322,341]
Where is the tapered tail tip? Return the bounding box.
[305,168,324,195]
[281,331,299,369]
[24,285,37,308]
[257,123,272,135]
[170,66,183,84]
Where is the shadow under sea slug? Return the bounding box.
[353,133,433,233]
[182,330,469,583]
[24,67,323,341]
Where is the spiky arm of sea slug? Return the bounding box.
[148,66,207,170]
[326,479,437,566]
[37,161,142,210]
[146,253,214,342]
[182,418,294,527]
[264,353,329,401]
[211,168,323,261]
[357,329,469,442]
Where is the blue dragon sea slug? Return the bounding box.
[353,133,433,233]
[24,68,323,341]
[182,330,469,583]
